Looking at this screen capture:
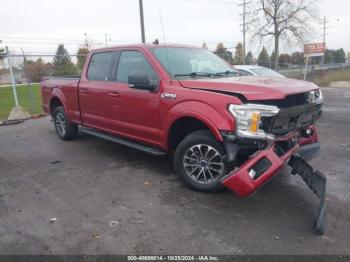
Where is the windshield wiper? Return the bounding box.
[214,70,240,76]
[173,72,214,78]
[174,71,240,78]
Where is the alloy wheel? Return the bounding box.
[55,112,66,137]
[183,144,224,184]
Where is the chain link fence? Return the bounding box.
[0,52,43,120]
[278,62,350,87]
[0,46,87,120]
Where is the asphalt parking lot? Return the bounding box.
[0,87,349,255]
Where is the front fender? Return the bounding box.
[162,100,235,148]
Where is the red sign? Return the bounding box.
[304,43,325,56]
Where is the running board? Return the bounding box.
[80,127,166,156]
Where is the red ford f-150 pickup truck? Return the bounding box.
[41,44,326,234]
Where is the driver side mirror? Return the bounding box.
[128,72,157,91]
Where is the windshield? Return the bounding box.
[250,67,286,78]
[150,47,238,78]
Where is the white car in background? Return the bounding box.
[234,65,286,78]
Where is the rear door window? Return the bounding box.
[87,52,115,81]
[116,51,157,83]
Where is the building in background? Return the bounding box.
[0,68,24,85]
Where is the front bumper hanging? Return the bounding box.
[288,154,327,235]
[222,135,326,235]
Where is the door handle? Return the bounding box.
[79,88,88,94]
[109,91,120,98]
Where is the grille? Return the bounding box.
[261,103,320,135]
[251,92,310,108]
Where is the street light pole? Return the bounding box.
[5,46,19,107]
[139,0,146,43]
[20,47,35,113]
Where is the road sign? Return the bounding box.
[304,43,325,57]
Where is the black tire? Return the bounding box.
[174,130,229,192]
[53,106,78,140]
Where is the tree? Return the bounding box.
[0,47,5,61]
[270,50,277,68]
[323,49,334,64]
[52,44,78,76]
[216,42,225,51]
[250,0,319,70]
[202,41,208,49]
[233,42,244,65]
[77,47,89,71]
[291,52,305,65]
[278,53,291,67]
[334,48,346,63]
[214,42,233,64]
[25,58,53,82]
[257,47,269,67]
[245,51,254,65]
[323,48,346,64]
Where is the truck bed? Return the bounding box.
[41,76,81,123]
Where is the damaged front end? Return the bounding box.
[222,96,326,235]
[288,155,327,235]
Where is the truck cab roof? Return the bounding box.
[91,43,200,53]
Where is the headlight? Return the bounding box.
[228,104,280,140]
[315,90,323,104]
[309,90,323,104]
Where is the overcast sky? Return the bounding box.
[1,0,349,58]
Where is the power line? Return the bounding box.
[1,40,140,45]
[185,0,234,5]
[2,41,99,45]
[0,36,140,42]
[8,54,88,57]
[0,36,89,42]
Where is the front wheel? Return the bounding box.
[174,130,229,192]
[53,106,78,140]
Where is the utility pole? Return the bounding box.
[239,0,251,65]
[5,46,19,107]
[0,40,5,73]
[105,33,108,47]
[0,40,3,69]
[139,0,146,43]
[323,16,326,48]
[84,33,89,48]
[322,16,330,64]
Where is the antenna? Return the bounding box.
[159,11,172,81]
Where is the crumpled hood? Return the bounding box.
[179,76,319,101]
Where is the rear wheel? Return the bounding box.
[174,130,229,192]
[53,106,78,140]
